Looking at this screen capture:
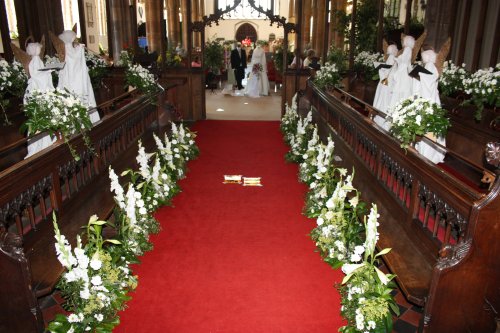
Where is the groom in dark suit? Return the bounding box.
[230,42,247,90]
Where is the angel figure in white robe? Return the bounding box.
[389,36,415,108]
[11,37,58,158]
[373,43,398,131]
[52,29,99,123]
[245,45,269,97]
[413,40,451,164]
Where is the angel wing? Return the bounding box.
[436,37,451,75]
[72,23,78,34]
[383,39,389,61]
[39,35,46,58]
[10,43,31,78]
[412,30,427,63]
[49,31,65,62]
[397,33,405,56]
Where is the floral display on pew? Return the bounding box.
[22,88,94,160]
[281,101,398,333]
[314,62,342,90]
[463,63,500,120]
[116,50,133,68]
[438,61,470,97]
[353,51,384,81]
[48,215,137,333]
[0,59,28,124]
[85,50,110,88]
[49,122,200,332]
[125,63,158,96]
[387,95,450,149]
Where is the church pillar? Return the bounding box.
[191,0,199,48]
[301,0,311,49]
[145,0,162,53]
[314,0,326,61]
[180,0,189,50]
[166,0,180,48]
[348,0,357,68]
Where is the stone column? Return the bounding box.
[191,0,199,48]
[166,0,180,48]
[108,0,124,62]
[180,0,188,50]
[314,0,326,61]
[145,0,162,53]
[301,0,312,49]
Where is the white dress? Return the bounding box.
[389,46,413,109]
[57,31,99,124]
[24,43,57,159]
[413,56,446,164]
[373,54,397,131]
[245,46,269,97]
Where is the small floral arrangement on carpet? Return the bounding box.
[0,59,28,124]
[438,61,470,97]
[125,64,158,96]
[353,51,384,81]
[22,88,94,160]
[463,63,499,120]
[85,50,109,88]
[314,62,342,90]
[280,100,300,146]
[387,96,450,149]
[48,215,137,333]
[285,110,314,163]
[281,105,399,333]
[339,205,398,333]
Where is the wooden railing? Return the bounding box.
[0,82,169,332]
[303,80,500,332]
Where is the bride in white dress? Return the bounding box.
[245,44,269,97]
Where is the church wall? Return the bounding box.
[83,0,102,54]
[205,19,284,43]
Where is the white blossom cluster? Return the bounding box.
[387,95,436,127]
[85,50,107,69]
[280,101,300,145]
[314,62,341,89]
[126,63,157,94]
[53,216,133,332]
[0,60,14,92]
[354,51,384,69]
[154,131,185,179]
[439,61,470,96]
[302,137,335,187]
[289,110,313,160]
[170,122,198,162]
[463,63,499,104]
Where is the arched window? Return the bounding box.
[235,23,257,44]
[60,0,81,37]
[5,0,18,39]
[216,0,275,19]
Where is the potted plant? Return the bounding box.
[203,38,224,75]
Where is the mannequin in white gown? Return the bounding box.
[23,42,57,159]
[245,45,269,97]
[373,44,398,131]
[413,49,446,164]
[57,30,99,123]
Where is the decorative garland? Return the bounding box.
[48,122,199,333]
[281,95,399,333]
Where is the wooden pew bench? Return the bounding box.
[302,81,500,332]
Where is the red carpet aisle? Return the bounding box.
[115,121,344,333]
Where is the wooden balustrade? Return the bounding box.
[302,80,500,332]
[0,77,175,332]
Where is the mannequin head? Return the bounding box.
[59,30,76,44]
[421,49,437,64]
[387,44,398,56]
[403,36,415,49]
[26,43,42,57]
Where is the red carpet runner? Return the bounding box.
[115,120,344,332]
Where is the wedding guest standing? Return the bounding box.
[231,42,247,90]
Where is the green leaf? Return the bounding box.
[375,247,392,257]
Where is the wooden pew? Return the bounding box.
[301,81,500,332]
[0,80,173,332]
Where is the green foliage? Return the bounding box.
[0,60,27,125]
[204,38,225,73]
[326,45,348,74]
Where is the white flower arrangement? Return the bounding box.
[170,122,200,162]
[439,61,470,97]
[0,59,28,124]
[314,62,342,90]
[353,51,384,80]
[280,101,300,146]
[85,50,109,87]
[463,63,500,120]
[22,88,94,159]
[154,131,185,180]
[125,63,157,96]
[49,215,137,333]
[387,95,450,149]
[285,110,314,163]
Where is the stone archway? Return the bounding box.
[235,23,257,43]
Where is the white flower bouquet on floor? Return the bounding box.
[285,110,314,163]
[280,102,300,146]
[48,215,137,333]
[171,122,200,162]
[338,204,399,333]
[154,131,187,181]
